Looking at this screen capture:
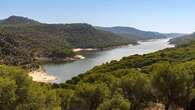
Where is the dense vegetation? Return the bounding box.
[0,32,39,69]
[0,65,60,110]
[1,37,195,109]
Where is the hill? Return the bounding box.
[0,16,40,25]
[96,26,184,40]
[170,32,195,46]
[0,16,135,64]
[0,16,135,48]
[164,33,186,38]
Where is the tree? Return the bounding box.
[97,91,131,110]
[0,65,61,110]
[56,89,74,110]
[151,61,194,110]
[0,77,17,110]
[118,70,153,110]
[69,82,109,110]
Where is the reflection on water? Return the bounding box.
[43,38,174,83]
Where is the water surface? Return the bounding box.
[43,38,174,83]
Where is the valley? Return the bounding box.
[43,38,174,83]
[1,15,195,110]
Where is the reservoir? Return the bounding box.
[43,38,174,83]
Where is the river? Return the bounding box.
[43,38,174,83]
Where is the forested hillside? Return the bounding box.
[1,37,195,109]
[0,32,39,69]
[0,16,134,49]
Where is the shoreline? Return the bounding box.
[36,45,138,63]
[29,41,162,83]
[73,48,97,52]
[35,54,86,63]
[29,67,57,83]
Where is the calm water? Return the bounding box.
[43,38,174,83]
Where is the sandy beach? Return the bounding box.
[29,67,56,83]
[73,48,97,52]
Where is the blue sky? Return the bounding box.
[1,0,195,33]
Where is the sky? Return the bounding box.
[0,0,195,33]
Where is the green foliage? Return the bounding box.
[56,89,74,110]
[97,92,131,110]
[68,82,109,110]
[150,61,194,110]
[0,33,39,69]
[119,71,153,110]
[0,77,17,110]
[0,65,61,110]
[49,48,75,58]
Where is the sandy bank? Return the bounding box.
[73,48,97,52]
[29,67,56,83]
[74,55,85,59]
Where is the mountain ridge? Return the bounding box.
[170,32,195,46]
[0,15,40,25]
[95,26,185,41]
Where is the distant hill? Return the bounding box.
[0,16,40,25]
[164,33,185,38]
[95,26,166,40]
[96,26,184,40]
[170,32,195,46]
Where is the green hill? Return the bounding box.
[0,16,136,66]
